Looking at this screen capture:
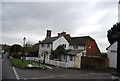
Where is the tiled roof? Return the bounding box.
[67,36,94,46]
[40,36,60,44]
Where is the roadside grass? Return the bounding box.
[10,58,48,69]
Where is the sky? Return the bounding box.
[1,0,119,52]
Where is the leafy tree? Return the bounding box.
[9,44,22,59]
[107,22,120,44]
[51,45,70,60]
[24,43,39,57]
[10,44,22,54]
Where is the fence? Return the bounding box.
[81,56,109,70]
[26,57,75,68]
[45,60,75,68]
[26,57,40,61]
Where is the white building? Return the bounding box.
[39,30,69,60]
[107,42,118,68]
[38,30,100,68]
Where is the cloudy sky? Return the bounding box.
[1,0,119,52]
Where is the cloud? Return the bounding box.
[2,2,118,52]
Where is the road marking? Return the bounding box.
[12,67,20,80]
[21,75,67,79]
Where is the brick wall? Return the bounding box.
[86,40,100,56]
[81,56,109,70]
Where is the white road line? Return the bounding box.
[12,67,20,80]
[22,75,67,79]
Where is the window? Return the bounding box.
[63,55,66,61]
[82,52,86,56]
[82,52,84,56]
[70,56,73,61]
[47,44,50,48]
[73,46,78,49]
[111,50,117,52]
[41,44,44,47]
[62,44,66,48]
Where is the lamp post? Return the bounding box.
[22,37,26,62]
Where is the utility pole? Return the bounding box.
[117,38,120,73]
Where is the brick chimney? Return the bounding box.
[58,31,66,37]
[61,32,66,36]
[46,30,51,39]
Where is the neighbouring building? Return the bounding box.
[107,42,118,68]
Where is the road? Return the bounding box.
[2,53,16,80]
[2,53,113,80]
[14,66,111,79]
[0,57,2,81]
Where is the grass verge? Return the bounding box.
[10,58,48,69]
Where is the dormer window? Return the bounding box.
[62,44,66,48]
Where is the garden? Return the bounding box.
[10,58,49,69]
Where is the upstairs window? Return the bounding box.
[41,44,44,47]
[73,46,78,49]
[62,44,66,48]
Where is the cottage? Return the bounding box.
[38,30,101,68]
[107,42,118,68]
[39,30,69,61]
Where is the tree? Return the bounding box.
[9,44,22,59]
[10,44,22,54]
[107,22,120,44]
[51,45,70,60]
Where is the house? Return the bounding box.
[38,30,101,68]
[39,30,69,61]
[67,36,100,56]
[60,36,100,68]
[107,42,118,68]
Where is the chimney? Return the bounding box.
[65,34,71,38]
[58,33,61,37]
[61,32,66,36]
[46,30,51,39]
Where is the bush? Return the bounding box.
[29,51,38,57]
[12,54,21,59]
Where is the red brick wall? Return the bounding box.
[86,40,100,56]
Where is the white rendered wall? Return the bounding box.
[39,44,52,52]
[53,36,69,50]
[107,42,118,68]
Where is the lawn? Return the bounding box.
[10,58,48,69]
